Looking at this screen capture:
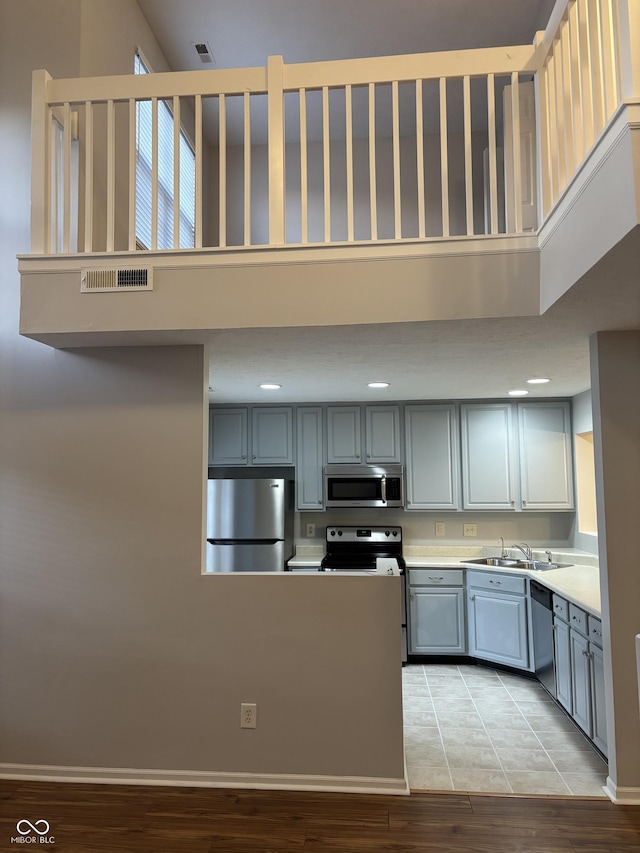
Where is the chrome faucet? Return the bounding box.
[499,537,508,558]
[512,542,533,561]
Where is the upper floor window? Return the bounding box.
[135,52,195,249]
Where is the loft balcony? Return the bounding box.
[18,0,640,347]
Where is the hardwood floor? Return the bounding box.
[2,780,640,852]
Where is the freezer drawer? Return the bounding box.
[206,540,286,573]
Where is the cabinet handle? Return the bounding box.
[592,629,602,637]
[428,576,444,581]
[367,454,371,458]
[470,594,476,601]
[252,455,256,459]
[489,580,502,585]
[242,454,247,459]
[522,500,527,505]
[410,594,415,601]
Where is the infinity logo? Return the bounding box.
[16,820,50,836]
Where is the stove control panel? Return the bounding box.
[326,526,402,544]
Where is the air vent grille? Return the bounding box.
[81,268,153,292]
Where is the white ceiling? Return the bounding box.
[135,0,640,405]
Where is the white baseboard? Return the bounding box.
[603,776,640,804]
[0,762,410,796]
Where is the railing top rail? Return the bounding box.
[532,0,572,63]
[282,44,538,90]
[42,41,539,107]
[46,66,267,106]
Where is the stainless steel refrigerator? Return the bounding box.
[206,478,294,572]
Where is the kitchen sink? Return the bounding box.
[463,557,572,571]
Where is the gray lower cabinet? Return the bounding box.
[467,570,528,668]
[408,569,466,654]
[569,627,592,733]
[590,640,608,755]
[553,607,573,713]
[552,594,607,757]
[296,406,324,510]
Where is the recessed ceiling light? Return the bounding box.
[259,383,281,390]
[508,389,529,397]
[527,377,551,384]
[368,381,390,388]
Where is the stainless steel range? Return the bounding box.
[320,526,407,663]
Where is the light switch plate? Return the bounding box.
[435,522,446,536]
[463,523,478,537]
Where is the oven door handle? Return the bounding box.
[381,475,387,504]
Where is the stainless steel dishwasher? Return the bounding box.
[530,580,556,697]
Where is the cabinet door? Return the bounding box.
[409,588,466,654]
[461,403,516,510]
[327,406,361,463]
[553,617,572,713]
[467,589,528,668]
[589,643,608,756]
[251,407,293,464]
[518,402,574,510]
[570,629,592,735]
[405,404,460,510]
[296,407,324,510]
[365,406,401,463]
[209,408,249,465]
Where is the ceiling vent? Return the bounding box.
[81,268,153,293]
[193,42,214,64]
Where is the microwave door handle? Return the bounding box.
[381,475,387,504]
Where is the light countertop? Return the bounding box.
[288,545,601,616]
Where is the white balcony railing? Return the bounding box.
[30,0,634,257]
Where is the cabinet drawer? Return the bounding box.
[588,615,603,647]
[409,569,464,587]
[569,603,588,636]
[466,570,525,595]
[552,594,569,621]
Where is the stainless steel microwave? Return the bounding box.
[324,465,404,508]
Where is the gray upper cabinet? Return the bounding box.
[251,407,293,464]
[296,406,324,510]
[517,401,574,510]
[209,408,249,465]
[405,404,460,510]
[365,406,401,463]
[460,403,517,510]
[209,406,293,466]
[327,406,362,463]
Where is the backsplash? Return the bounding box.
[296,509,580,550]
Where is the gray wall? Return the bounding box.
[590,331,640,796]
[0,0,403,788]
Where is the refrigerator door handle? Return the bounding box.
[207,538,282,545]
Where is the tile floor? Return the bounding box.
[403,663,608,796]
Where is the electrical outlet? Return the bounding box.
[306,523,316,538]
[463,523,478,537]
[435,522,446,536]
[241,703,257,729]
